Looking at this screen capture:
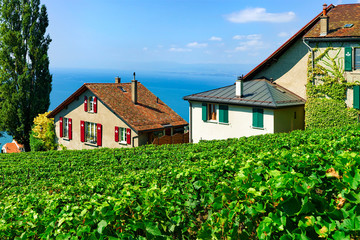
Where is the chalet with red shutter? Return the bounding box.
[47,75,188,150]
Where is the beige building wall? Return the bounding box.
[54,89,138,150]
[190,101,275,143]
[274,106,305,133]
[309,42,360,108]
[253,39,309,99]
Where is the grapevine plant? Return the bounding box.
[1,124,360,239]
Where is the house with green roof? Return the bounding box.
[183,78,305,143]
[184,3,360,143]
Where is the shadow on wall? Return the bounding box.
[254,39,309,80]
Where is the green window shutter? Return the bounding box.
[219,105,228,123]
[202,103,207,121]
[345,47,353,71]
[354,85,360,109]
[253,108,264,128]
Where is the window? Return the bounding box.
[120,127,127,143]
[63,118,69,138]
[202,103,228,123]
[85,122,97,143]
[115,126,131,144]
[208,104,216,120]
[355,48,360,70]
[252,108,264,128]
[345,47,360,71]
[60,117,72,139]
[202,103,217,121]
[89,96,95,112]
[84,96,97,113]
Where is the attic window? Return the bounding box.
[344,24,354,28]
[118,86,126,92]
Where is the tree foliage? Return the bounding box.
[30,111,56,151]
[0,0,52,151]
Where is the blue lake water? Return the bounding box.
[0,67,246,149]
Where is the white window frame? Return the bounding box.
[63,118,69,138]
[88,96,95,113]
[85,122,97,143]
[355,48,360,70]
[207,103,218,122]
[120,127,127,143]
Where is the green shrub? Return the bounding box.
[305,98,358,129]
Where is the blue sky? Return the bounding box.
[42,0,360,72]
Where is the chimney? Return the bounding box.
[115,76,121,83]
[320,4,329,36]
[236,75,244,98]
[131,72,137,104]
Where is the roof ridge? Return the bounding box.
[264,81,277,107]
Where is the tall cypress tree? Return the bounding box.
[0,0,52,151]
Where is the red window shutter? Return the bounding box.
[80,121,85,142]
[68,118,72,140]
[59,117,63,138]
[84,96,88,112]
[126,128,131,144]
[115,126,119,142]
[94,96,97,113]
[97,124,102,146]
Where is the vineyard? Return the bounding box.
[1,125,360,239]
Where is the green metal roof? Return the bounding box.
[183,79,305,108]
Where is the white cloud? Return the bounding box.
[143,47,148,51]
[233,34,261,40]
[187,42,208,48]
[233,35,245,40]
[169,47,192,52]
[209,36,222,41]
[226,7,295,23]
[233,34,266,52]
[235,39,265,52]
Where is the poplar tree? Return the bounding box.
[0,0,52,151]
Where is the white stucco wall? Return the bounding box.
[54,89,138,150]
[190,101,274,143]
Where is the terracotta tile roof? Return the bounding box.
[2,140,24,153]
[48,82,188,132]
[305,4,360,38]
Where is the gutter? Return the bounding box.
[304,37,360,42]
[302,38,315,73]
[189,101,193,143]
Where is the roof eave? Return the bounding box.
[139,123,188,133]
[185,97,305,109]
[47,84,89,118]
